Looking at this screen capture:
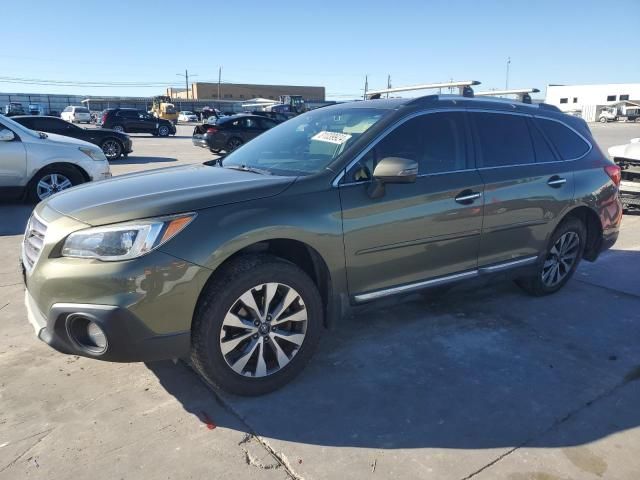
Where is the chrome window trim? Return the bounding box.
[332,108,594,187]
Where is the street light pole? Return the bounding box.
[505,57,511,90]
[176,70,198,100]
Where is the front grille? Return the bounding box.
[22,214,47,273]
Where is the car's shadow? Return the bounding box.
[0,203,33,236]
[147,250,640,450]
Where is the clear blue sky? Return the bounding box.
[2,0,639,100]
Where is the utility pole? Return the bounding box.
[505,57,511,90]
[363,75,368,100]
[176,70,198,100]
[218,66,222,100]
[386,74,391,99]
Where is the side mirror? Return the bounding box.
[367,157,418,199]
[0,129,15,142]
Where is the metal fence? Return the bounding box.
[0,92,337,117]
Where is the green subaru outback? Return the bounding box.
[22,95,623,395]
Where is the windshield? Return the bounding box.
[222,107,389,176]
[0,114,39,138]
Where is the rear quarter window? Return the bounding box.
[536,118,590,160]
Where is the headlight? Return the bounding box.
[79,146,106,161]
[61,213,195,261]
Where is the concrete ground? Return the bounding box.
[1,123,639,480]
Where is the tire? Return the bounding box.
[635,117,640,123]
[515,217,586,296]
[100,138,123,160]
[112,124,125,133]
[225,137,243,152]
[158,125,170,137]
[209,148,221,154]
[27,165,85,203]
[191,254,323,396]
[599,117,607,123]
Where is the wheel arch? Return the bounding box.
[30,161,91,184]
[555,205,603,261]
[195,238,337,329]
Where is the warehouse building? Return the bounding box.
[167,82,325,102]
[545,83,640,121]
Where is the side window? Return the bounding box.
[259,118,277,129]
[536,118,590,160]
[63,106,72,113]
[527,119,557,163]
[346,112,467,182]
[472,112,535,167]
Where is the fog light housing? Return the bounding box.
[66,314,108,355]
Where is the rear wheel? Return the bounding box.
[158,125,170,137]
[226,137,243,152]
[100,138,123,160]
[515,217,586,296]
[191,255,323,396]
[28,166,84,203]
[112,124,125,133]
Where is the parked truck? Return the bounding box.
[599,105,640,123]
[3,102,25,116]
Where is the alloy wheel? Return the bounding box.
[219,283,308,378]
[541,231,580,287]
[112,125,124,133]
[37,173,73,200]
[101,140,121,160]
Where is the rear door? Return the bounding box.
[471,111,575,267]
[339,111,484,297]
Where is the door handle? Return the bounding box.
[455,190,482,204]
[547,176,567,188]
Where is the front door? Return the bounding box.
[339,111,484,298]
[469,111,576,267]
[0,125,27,187]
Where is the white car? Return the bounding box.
[609,138,640,209]
[61,106,91,124]
[0,115,111,202]
[178,111,198,123]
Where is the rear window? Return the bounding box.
[471,112,535,167]
[536,118,590,160]
[75,107,90,114]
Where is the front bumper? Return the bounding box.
[25,290,190,362]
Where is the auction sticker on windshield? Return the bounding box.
[312,131,352,145]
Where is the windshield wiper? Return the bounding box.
[224,165,271,175]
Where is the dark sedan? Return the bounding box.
[192,114,278,153]
[12,116,133,161]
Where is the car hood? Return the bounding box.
[609,139,640,161]
[45,164,296,225]
[38,132,98,149]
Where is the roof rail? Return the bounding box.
[367,80,481,99]
[475,88,540,104]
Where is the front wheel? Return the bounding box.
[191,255,323,396]
[225,137,243,152]
[515,217,586,296]
[28,166,84,203]
[100,139,123,160]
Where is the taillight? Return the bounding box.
[206,127,218,134]
[604,164,621,186]
[101,113,107,124]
